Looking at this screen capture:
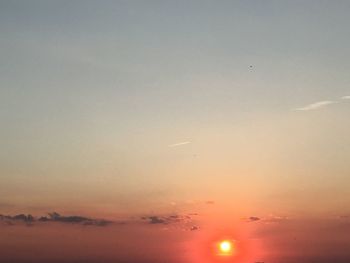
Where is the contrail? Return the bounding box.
[168,141,191,147]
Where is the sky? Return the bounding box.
[1,1,350,262]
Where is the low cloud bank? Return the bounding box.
[0,212,112,226]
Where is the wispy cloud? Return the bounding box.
[294,100,337,111]
[263,215,289,223]
[293,95,350,111]
[243,214,289,224]
[168,141,191,147]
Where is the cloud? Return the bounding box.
[293,95,350,111]
[147,216,166,224]
[142,214,189,224]
[293,100,337,111]
[243,215,289,224]
[248,216,261,222]
[0,211,199,230]
[168,141,191,147]
[263,215,289,223]
[141,213,199,231]
[0,212,112,226]
[242,216,261,222]
[42,212,113,226]
[190,225,199,231]
[0,213,34,223]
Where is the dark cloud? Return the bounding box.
[142,214,193,224]
[190,225,199,231]
[0,212,112,226]
[249,216,261,222]
[242,216,261,222]
[1,211,197,230]
[243,215,289,224]
[148,216,166,224]
[141,213,199,231]
[0,213,34,224]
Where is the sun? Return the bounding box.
[219,240,233,255]
[220,241,231,252]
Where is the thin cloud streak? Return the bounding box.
[293,100,337,111]
[168,141,191,147]
[293,95,350,111]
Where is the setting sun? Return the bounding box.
[219,240,233,255]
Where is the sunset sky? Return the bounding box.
[1,1,350,262]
